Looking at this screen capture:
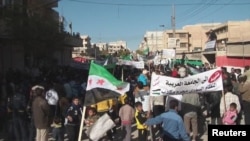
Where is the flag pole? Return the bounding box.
[222,90,226,114]
[121,66,124,82]
[78,106,87,141]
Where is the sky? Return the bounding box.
[56,0,250,51]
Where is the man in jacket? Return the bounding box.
[32,87,50,141]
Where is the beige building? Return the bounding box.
[72,35,91,57]
[202,20,250,66]
[207,20,250,53]
[183,23,221,52]
[108,40,127,54]
[96,42,108,51]
[141,31,164,52]
[163,30,190,53]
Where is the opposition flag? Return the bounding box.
[84,62,130,106]
[143,46,149,56]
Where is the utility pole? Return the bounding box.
[171,4,176,38]
[171,4,177,67]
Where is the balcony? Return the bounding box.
[216,32,228,40]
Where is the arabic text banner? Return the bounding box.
[117,60,144,69]
[150,68,223,96]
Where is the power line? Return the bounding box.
[67,0,250,7]
[193,0,235,23]
[177,0,218,26]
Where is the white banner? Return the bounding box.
[205,40,216,49]
[150,68,223,96]
[162,49,176,59]
[117,60,144,69]
[89,113,116,141]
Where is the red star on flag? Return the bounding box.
[97,79,105,85]
[88,79,92,85]
[117,87,123,90]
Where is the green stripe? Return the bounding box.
[89,62,124,86]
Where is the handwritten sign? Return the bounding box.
[205,40,216,49]
[162,49,176,59]
[117,60,145,69]
[150,68,223,96]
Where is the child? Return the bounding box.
[85,107,99,136]
[135,101,148,141]
[222,102,238,125]
[134,81,148,102]
[51,116,64,141]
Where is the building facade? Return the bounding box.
[72,35,91,57]
[141,31,164,52]
[203,20,250,67]
[108,40,127,54]
[0,0,83,72]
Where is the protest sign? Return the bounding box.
[150,68,223,96]
[89,113,116,141]
[205,40,216,49]
[118,60,144,69]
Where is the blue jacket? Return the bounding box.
[145,109,190,141]
[137,74,148,86]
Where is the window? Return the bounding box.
[180,43,186,48]
[168,33,173,38]
[193,47,202,51]
[179,33,186,38]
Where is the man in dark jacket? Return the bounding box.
[32,87,50,141]
[65,97,82,141]
[7,85,28,141]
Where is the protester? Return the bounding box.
[144,99,190,141]
[240,65,250,82]
[134,81,148,102]
[32,87,50,141]
[222,102,238,125]
[220,80,241,121]
[119,98,135,141]
[207,29,217,42]
[51,116,64,141]
[65,97,82,141]
[7,85,28,141]
[137,69,149,86]
[135,101,148,141]
[181,92,201,141]
[238,74,250,124]
[85,107,99,137]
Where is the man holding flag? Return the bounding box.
[78,62,130,141]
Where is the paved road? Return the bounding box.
[0,122,208,141]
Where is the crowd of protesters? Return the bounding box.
[0,62,250,141]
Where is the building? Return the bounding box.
[183,23,221,52]
[202,20,250,67]
[96,42,108,51]
[0,0,82,72]
[141,31,164,52]
[72,35,91,57]
[108,40,127,54]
